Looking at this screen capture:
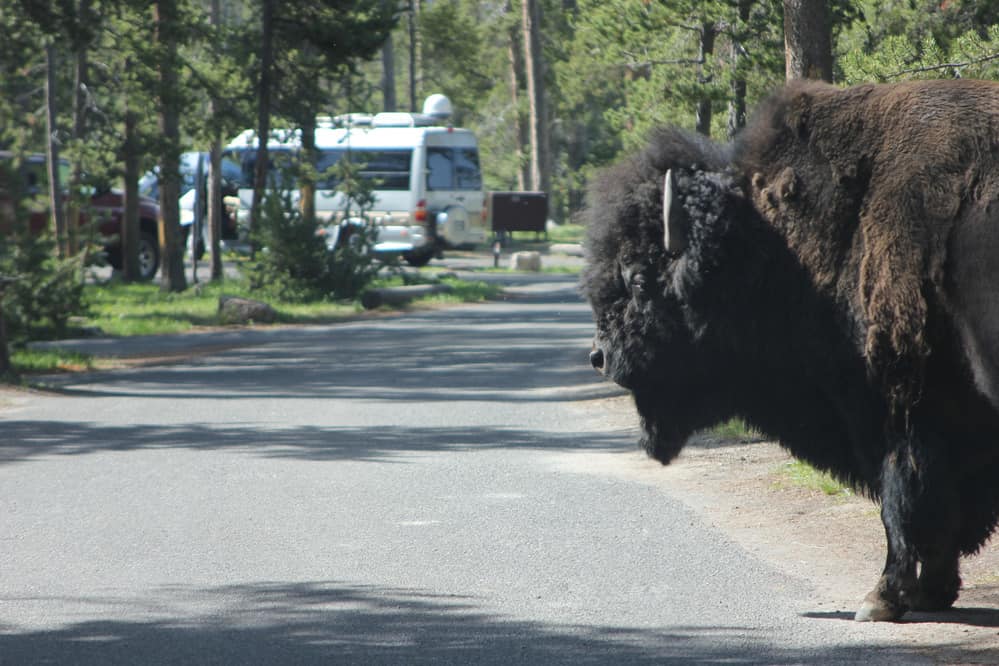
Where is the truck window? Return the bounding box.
[427,147,482,191]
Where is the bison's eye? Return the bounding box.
[619,262,650,302]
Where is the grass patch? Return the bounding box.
[11,348,96,375]
[84,281,234,336]
[707,417,760,440]
[81,274,494,336]
[774,459,852,497]
[547,223,585,244]
[411,278,503,306]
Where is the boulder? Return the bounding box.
[218,295,277,325]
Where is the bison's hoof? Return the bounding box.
[855,594,905,622]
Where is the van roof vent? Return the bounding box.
[371,112,438,128]
[328,113,374,128]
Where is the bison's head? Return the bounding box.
[582,133,753,464]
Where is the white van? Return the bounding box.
[222,95,487,266]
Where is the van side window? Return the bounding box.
[351,150,412,190]
[426,147,453,190]
[317,149,411,190]
[454,148,482,190]
[234,148,297,189]
[427,147,482,191]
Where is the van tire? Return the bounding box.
[403,246,436,267]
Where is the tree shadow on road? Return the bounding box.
[0,580,945,665]
[0,420,638,465]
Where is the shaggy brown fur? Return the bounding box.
[738,79,999,416]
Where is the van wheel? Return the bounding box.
[403,246,435,267]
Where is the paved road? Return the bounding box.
[1,278,940,664]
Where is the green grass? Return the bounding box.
[9,348,96,375]
[84,281,237,336]
[708,417,760,440]
[411,278,502,306]
[82,278,409,336]
[546,223,585,244]
[774,460,852,497]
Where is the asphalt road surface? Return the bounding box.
[0,276,945,664]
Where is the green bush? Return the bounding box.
[247,184,381,303]
[0,226,87,343]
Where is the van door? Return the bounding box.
[424,143,486,247]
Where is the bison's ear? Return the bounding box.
[663,169,689,255]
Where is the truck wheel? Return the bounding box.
[137,231,161,281]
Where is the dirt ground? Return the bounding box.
[569,395,999,664]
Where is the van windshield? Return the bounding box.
[223,147,412,192]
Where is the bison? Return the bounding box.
[581,78,999,622]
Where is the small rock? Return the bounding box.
[509,251,542,272]
[218,295,277,325]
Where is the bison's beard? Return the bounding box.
[633,389,693,465]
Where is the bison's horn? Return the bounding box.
[663,169,688,255]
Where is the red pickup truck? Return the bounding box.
[1,152,162,281]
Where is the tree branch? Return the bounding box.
[886,52,999,79]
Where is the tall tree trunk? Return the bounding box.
[381,32,397,111]
[408,0,421,111]
[67,0,93,257]
[156,0,186,291]
[251,0,275,253]
[208,141,223,281]
[521,0,548,194]
[44,44,68,259]
[208,0,223,281]
[507,1,527,191]
[300,117,316,227]
[695,22,716,137]
[783,0,833,81]
[122,83,140,282]
[727,0,751,140]
[0,278,11,378]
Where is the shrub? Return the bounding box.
[0,229,87,343]
[247,179,382,303]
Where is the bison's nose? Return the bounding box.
[589,348,605,372]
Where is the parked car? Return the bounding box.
[0,151,161,280]
[139,151,242,258]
